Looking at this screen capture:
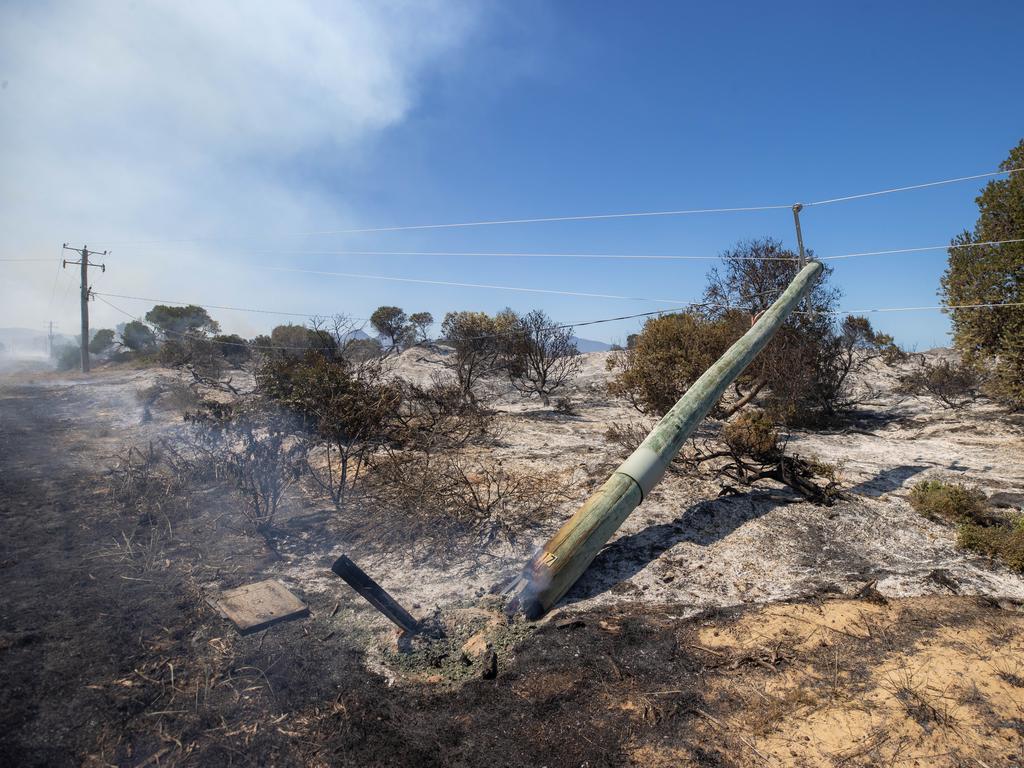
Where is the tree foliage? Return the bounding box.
[144,304,220,338]
[409,311,434,344]
[609,238,897,424]
[212,334,250,367]
[370,306,411,350]
[253,323,337,360]
[121,321,156,352]
[941,138,1024,407]
[89,328,116,354]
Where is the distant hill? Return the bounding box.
[572,336,612,353]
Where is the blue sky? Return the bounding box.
[3,1,1023,349]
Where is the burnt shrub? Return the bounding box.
[721,410,780,462]
[605,411,842,505]
[256,352,402,509]
[505,309,583,405]
[897,358,982,409]
[393,375,496,453]
[362,451,578,561]
[187,400,307,532]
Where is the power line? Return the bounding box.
[94,292,324,319]
[300,167,1022,236]
[305,203,793,235]
[95,284,1024,342]
[248,248,805,262]
[815,301,1024,316]
[14,237,1024,267]
[822,238,1024,261]
[806,169,1023,207]
[199,236,1024,262]
[94,295,322,351]
[85,166,1022,246]
[259,266,694,305]
[0,257,58,262]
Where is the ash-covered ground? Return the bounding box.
[1,350,1022,767]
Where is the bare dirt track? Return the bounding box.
[1,364,1023,767]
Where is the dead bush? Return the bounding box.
[361,452,578,562]
[439,310,518,406]
[505,309,583,405]
[256,352,401,509]
[136,378,200,418]
[393,375,496,453]
[688,412,843,505]
[606,412,841,504]
[554,396,579,416]
[106,436,220,524]
[187,401,307,532]
[108,442,183,515]
[157,333,224,376]
[897,358,982,409]
[722,410,780,462]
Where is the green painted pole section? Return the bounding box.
[508,260,824,618]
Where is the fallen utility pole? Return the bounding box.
[62,244,107,373]
[331,554,422,635]
[506,259,825,619]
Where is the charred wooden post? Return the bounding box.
[506,260,825,619]
[331,554,421,635]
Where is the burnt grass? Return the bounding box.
[2,376,1023,767]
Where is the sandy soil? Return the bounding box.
[1,350,1022,766]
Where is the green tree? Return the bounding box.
[409,311,434,344]
[370,306,411,350]
[89,328,116,354]
[253,324,336,360]
[212,334,251,367]
[610,238,893,424]
[121,321,156,352]
[941,139,1024,407]
[144,304,220,338]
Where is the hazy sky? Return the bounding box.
[2,1,1022,348]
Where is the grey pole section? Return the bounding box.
[79,246,90,373]
[507,259,824,618]
[792,204,806,264]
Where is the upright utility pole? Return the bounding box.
[62,244,107,373]
[46,321,56,357]
[791,203,807,265]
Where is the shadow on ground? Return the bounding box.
[847,463,929,497]
[563,494,783,603]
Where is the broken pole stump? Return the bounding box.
[331,554,421,635]
[507,259,825,619]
